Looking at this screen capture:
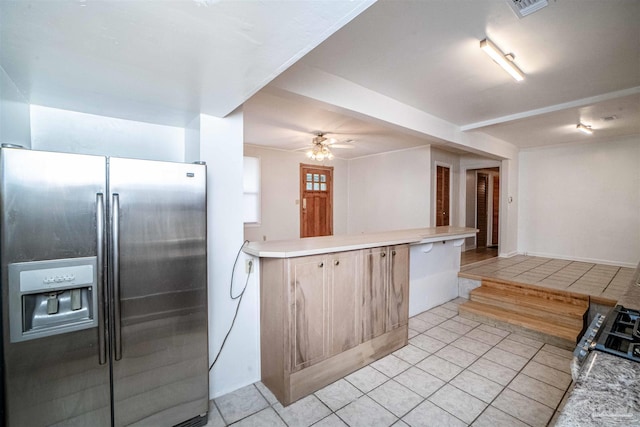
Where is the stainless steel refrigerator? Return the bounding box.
[0,147,209,426]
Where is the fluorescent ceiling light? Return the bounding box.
[577,123,593,134]
[480,38,525,82]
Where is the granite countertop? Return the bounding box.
[243,226,477,258]
[555,261,640,426]
[555,351,640,426]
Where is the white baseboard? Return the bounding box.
[516,251,636,268]
[499,251,518,258]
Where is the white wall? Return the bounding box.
[198,111,261,398]
[518,136,640,267]
[243,145,349,241]
[500,158,519,257]
[348,146,431,234]
[30,105,184,161]
[0,66,31,148]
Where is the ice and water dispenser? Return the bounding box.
[8,257,98,342]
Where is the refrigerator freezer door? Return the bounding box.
[0,148,110,427]
[108,157,208,427]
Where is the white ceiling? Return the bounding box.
[246,0,640,155]
[1,0,639,156]
[0,0,373,126]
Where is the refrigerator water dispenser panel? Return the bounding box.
[8,257,98,343]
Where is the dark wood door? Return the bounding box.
[492,175,500,246]
[436,165,450,226]
[476,173,488,248]
[300,164,333,238]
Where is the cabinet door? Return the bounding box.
[328,251,361,355]
[289,255,329,371]
[387,245,410,331]
[362,247,388,341]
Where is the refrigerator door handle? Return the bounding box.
[96,193,107,365]
[112,193,123,361]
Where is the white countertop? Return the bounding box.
[243,226,478,258]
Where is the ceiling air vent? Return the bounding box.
[508,0,548,18]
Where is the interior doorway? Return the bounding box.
[300,164,333,238]
[465,167,500,251]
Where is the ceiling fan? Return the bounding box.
[306,132,354,161]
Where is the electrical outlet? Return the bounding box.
[245,259,253,274]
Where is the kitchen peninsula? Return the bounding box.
[244,226,477,405]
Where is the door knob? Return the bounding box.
[381,252,386,257]
[334,260,340,266]
[318,262,324,268]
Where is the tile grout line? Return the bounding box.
[467,338,569,427]
[412,315,517,426]
[512,257,567,284]
[223,298,577,427]
[599,266,621,294]
[402,316,494,426]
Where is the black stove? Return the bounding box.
[594,305,640,362]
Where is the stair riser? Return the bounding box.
[481,280,589,307]
[471,288,586,318]
[470,293,585,329]
[458,308,575,351]
[459,304,581,343]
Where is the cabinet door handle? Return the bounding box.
[392,250,396,256]
[318,262,324,268]
[381,252,386,257]
[334,260,340,266]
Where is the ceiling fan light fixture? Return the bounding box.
[307,140,334,161]
[577,123,593,135]
[480,38,525,82]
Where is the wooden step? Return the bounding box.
[470,286,586,329]
[480,278,589,308]
[459,300,583,344]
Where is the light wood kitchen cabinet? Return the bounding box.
[328,250,361,355]
[362,247,388,341]
[288,251,362,372]
[288,254,329,371]
[362,245,410,339]
[260,245,408,406]
[387,245,410,331]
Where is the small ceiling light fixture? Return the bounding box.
[307,134,334,161]
[577,123,593,135]
[480,38,525,82]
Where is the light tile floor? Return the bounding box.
[206,298,574,427]
[460,254,635,302]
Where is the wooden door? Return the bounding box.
[300,164,333,238]
[491,175,500,246]
[361,247,388,341]
[328,251,361,355]
[476,173,488,248]
[289,255,329,371]
[436,165,450,226]
[387,245,409,332]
